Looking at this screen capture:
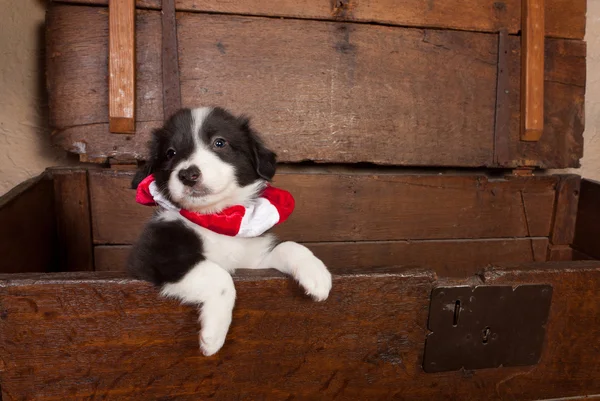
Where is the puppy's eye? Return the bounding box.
[166,148,176,160]
[213,138,227,148]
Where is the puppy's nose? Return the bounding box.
[178,166,201,187]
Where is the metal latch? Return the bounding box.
[423,285,553,373]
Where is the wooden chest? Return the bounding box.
[1,0,599,399]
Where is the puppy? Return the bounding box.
[127,107,332,356]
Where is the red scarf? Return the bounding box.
[135,175,294,237]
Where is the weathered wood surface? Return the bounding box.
[108,0,136,133]
[1,262,600,399]
[549,175,581,246]
[47,5,163,131]
[47,5,586,168]
[51,0,586,39]
[94,237,549,276]
[573,179,600,260]
[500,37,585,168]
[52,170,94,272]
[88,170,558,244]
[0,174,58,274]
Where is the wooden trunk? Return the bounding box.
[0,0,597,399]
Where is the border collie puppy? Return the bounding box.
[127,107,332,356]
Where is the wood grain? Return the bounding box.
[47,5,163,130]
[573,179,600,260]
[178,14,497,167]
[50,0,586,40]
[1,262,600,399]
[51,170,94,272]
[161,0,181,120]
[88,170,558,244]
[47,5,586,168]
[0,174,58,274]
[502,36,585,168]
[108,0,136,133]
[549,175,581,246]
[94,237,549,276]
[520,0,545,142]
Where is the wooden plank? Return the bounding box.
[108,0,136,133]
[52,170,94,272]
[1,262,600,399]
[161,0,181,120]
[49,0,586,40]
[47,5,163,131]
[520,0,545,142]
[549,175,581,246]
[88,170,557,244]
[177,14,497,167]
[47,5,586,168]
[547,244,573,261]
[502,37,585,168]
[0,174,58,274]
[94,237,549,276]
[573,180,600,260]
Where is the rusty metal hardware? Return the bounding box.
[423,285,553,373]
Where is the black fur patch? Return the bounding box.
[127,219,204,286]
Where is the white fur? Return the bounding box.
[156,107,332,356]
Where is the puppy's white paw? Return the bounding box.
[294,255,332,302]
[199,302,233,356]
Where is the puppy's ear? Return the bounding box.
[240,117,277,181]
[131,129,162,189]
[131,161,153,189]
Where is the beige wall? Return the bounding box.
[0,2,598,196]
[0,1,66,195]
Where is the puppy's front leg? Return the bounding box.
[260,241,332,301]
[161,260,236,356]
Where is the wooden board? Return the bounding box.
[499,37,586,168]
[549,175,581,246]
[0,174,58,274]
[108,0,136,133]
[51,0,586,40]
[47,5,586,169]
[94,237,549,276]
[52,170,94,272]
[573,179,600,260]
[1,262,600,399]
[88,170,558,245]
[178,14,496,167]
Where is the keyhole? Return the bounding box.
[453,300,461,327]
[482,327,491,344]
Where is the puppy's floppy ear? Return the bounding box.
[131,129,162,189]
[240,117,277,181]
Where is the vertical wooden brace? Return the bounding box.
[520,0,545,142]
[109,0,136,134]
[161,0,182,120]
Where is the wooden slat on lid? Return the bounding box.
[49,0,587,40]
[520,0,545,142]
[109,0,136,133]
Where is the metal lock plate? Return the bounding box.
[423,285,553,373]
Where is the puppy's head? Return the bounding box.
[133,107,277,213]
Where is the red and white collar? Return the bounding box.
[135,174,294,237]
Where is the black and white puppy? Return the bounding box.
[127,107,332,356]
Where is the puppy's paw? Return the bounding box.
[199,304,232,356]
[294,255,332,302]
